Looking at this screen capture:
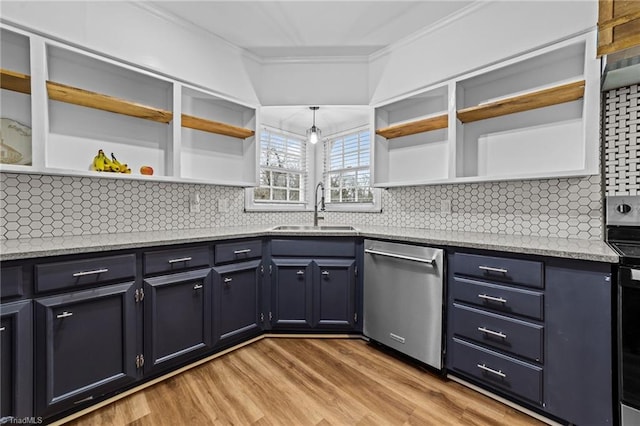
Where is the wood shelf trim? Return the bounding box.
[181,114,255,139]
[456,80,585,124]
[1,68,31,94]
[375,114,448,139]
[46,81,173,124]
[598,9,640,30]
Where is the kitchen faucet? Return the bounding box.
[314,181,325,226]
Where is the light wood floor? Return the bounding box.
[65,338,544,425]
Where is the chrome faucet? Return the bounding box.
[314,181,325,226]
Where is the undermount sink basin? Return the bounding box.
[271,225,356,231]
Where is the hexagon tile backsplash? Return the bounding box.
[0,172,602,240]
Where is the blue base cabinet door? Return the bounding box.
[213,260,262,347]
[1,300,33,422]
[544,262,614,426]
[314,259,356,330]
[143,268,213,375]
[270,259,314,329]
[34,282,138,419]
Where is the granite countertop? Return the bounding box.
[0,224,619,263]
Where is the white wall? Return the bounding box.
[0,1,260,105]
[369,1,598,105]
[257,59,369,105]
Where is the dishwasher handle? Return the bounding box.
[364,248,437,265]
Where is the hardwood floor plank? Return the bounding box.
[64,338,544,426]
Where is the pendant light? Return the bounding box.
[306,106,321,144]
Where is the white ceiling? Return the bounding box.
[148,1,474,59]
[260,105,370,136]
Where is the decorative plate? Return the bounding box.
[0,118,32,165]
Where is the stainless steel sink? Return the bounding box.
[271,225,356,231]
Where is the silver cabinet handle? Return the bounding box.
[365,248,436,265]
[193,284,203,290]
[168,257,192,264]
[477,364,506,378]
[321,271,330,276]
[478,294,507,304]
[57,311,73,319]
[479,265,508,274]
[224,277,233,283]
[73,268,108,277]
[233,249,252,254]
[478,327,507,339]
[0,327,5,332]
[297,270,305,275]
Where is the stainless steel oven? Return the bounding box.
[607,196,640,425]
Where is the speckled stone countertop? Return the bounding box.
[0,224,619,263]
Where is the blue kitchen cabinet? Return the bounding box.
[268,238,360,332]
[34,282,138,418]
[212,259,263,348]
[270,258,314,329]
[1,300,33,422]
[143,268,213,375]
[544,260,613,426]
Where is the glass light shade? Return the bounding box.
[306,125,321,144]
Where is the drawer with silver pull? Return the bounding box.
[453,253,543,289]
[449,337,543,405]
[35,254,136,292]
[450,276,544,320]
[215,239,262,264]
[144,246,211,275]
[451,303,543,362]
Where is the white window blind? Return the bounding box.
[324,129,374,204]
[254,127,306,203]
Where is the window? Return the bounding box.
[324,129,374,204]
[253,127,306,204]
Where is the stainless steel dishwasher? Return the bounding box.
[363,239,444,370]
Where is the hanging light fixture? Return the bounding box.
[306,106,321,144]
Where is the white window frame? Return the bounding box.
[322,126,381,212]
[245,126,309,212]
[245,125,380,213]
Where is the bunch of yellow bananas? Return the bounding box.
[92,150,132,173]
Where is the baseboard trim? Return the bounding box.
[446,374,561,426]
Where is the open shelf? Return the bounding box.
[181,114,254,139]
[0,68,31,94]
[47,81,173,124]
[375,113,448,139]
[456,80,585,124]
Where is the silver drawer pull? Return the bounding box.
[478,294,507,304]
[0,327,5,332]
[193,284,203,290]
[224,277,233,283]
[168,257,192,264]
[479,265,508,274]
[72,268,108,277]
[478,327,507,339]
[297,270,305,275]
[233,249,252,255]
[56,311,73,319]
[322,271,330,276]
[477,363,506,378]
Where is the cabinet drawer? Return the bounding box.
[35,254,136,293]
[451,304,543,362]
[144,246,210,275]
[449,337,543,405]
[215,240,262,265]
[453,253,543,289]
[451,277,543,320]
[1,266,24,299]
[271,239,355,257]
